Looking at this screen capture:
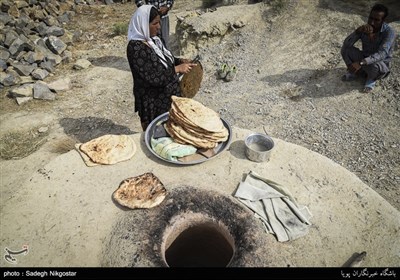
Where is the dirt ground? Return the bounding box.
[0,0,399,213]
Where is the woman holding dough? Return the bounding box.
[127,5,196,131]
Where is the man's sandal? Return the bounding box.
[363,80,376,93]
[363,87,374,93]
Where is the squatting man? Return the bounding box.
[341,3,396,93]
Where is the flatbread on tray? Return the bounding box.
[170,96,225,133]
[76,134,136,166]
[113,173,166,209]
[165,96,229,149]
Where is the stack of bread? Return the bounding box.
[165,96,229,149]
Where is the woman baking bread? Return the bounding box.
[127,5,196,131]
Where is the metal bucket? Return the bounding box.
[244,133,274,162]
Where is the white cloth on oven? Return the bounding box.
[234,171,312,242]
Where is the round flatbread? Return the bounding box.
[113,173,166,209]
[79,134,136,165]
[180,62,203,98]
[171,96,225,133]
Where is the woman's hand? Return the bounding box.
[175,63,197,74]
[180,58,191,64]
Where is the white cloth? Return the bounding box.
[234,171,312,242]
[127,5,174,68]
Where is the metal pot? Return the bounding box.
[244,133,274,162]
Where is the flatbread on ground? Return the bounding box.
[75,143,99,167]
[113,173,166,209]
[79,134,136,165]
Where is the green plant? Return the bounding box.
[112,22,129,36]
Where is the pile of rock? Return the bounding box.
[0,0,81,89]
[0,0,130,104]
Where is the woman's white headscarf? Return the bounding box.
[127,5,174,68]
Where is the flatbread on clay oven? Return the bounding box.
[113,173,167,209]
[79,134,136,165]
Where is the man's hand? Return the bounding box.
[347,62,362,74]
[356,24,373,34]
[159,6,169,16]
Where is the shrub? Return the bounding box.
[112,22,129,36]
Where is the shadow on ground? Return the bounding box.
[89,56,130,72]
[59,117,136,143]
[262,67,364,98]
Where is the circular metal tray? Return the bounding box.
[144,112,232,165]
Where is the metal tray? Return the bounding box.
[144,112,232,165]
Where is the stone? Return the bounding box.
[9,83,34,97]
[57,12,71,24]
[12,62,37,76]
[0,70,22,86]
[45,3,60,16]
[60,29,74,45]
[8,37,35,57]
[8,5,20,18]
[47,77,71,92]
[24,51,45,64]
[44,15,60,27]
[46,26,65,37]
[45,35,67,55]
[15,1,29,9]
[0,12,12,25]
[16,96,33,105]
[35,39,63,65]
[72,30,82,43]
[38,126,49,133]
[46,55,62,66]
[30,9,46,21]
[0,46,10,60]
[33,81,55,100]
[15,50,27,61]
[31,68,49,80]
[61,50,72,63]
[34,22,49,36]
[4,30,19,47]
[73,58,91,70]
[15,14,30,29]
[0,59,7,71]
[0,1,12,13]
[39,60,55,73]
[19,76,34,84]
